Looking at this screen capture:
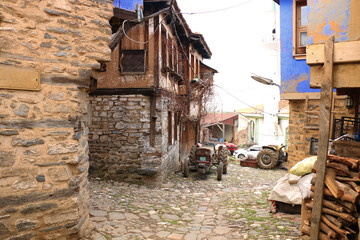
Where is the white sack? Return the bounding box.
[268,173,302,205]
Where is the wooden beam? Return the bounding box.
[280,92,320,100]
[310,36,335,240]
[307,40,360,65]
[90,88,154,96]
[113,8,137,21]
[310,63,360,89]
[109,22,137,51]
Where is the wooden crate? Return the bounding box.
[240,158,258,168]
[333,140,360,157]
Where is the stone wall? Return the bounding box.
[0,0,112,238]
[287,97,354,169]
[89,94,180,183]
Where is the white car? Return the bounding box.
[233,145,262,159]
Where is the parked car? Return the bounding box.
[233,145,262,159]
[224,142,237,155]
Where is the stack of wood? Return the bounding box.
[301,154,360,240]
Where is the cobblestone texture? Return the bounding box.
[89,162,300,240]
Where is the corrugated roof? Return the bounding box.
[237,104,264,114]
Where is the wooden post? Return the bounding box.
[310,36,335,239]
[222,123,225,141]
[150,16,160,147]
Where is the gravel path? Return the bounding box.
[89,161,301,240]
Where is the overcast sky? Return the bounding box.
[176,0,281,112]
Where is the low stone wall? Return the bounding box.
[89,94,180,182]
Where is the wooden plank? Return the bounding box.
[310,63,360,88]
[307,41,360,65]
[280,92,321,100]
[122,23,145,50]
[0,65,40,91]
[110,22,136,51]
[324,168,344,198]
[310,36,334,240]
[304,125,319,130]
[150,16,160,147]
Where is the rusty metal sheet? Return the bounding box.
[0,65,40,91]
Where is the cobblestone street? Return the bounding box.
[89,162,301,240]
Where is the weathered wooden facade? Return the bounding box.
[89,0,215,182]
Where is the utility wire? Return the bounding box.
[170,1,276,117]
[178,0,252,15]
[122,16,168,44]
[169,4,200,80]
[214,83,277,116]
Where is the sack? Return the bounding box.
[289,156,317,176]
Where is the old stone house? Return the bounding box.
[88,0,215,182]
[0,0,114,238]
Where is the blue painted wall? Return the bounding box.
[113,0,143,11]
[279,0,319,94]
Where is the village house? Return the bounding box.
[276,0,360,238]
[88,0,216,182]
[275,0,358,169]
[202,112,248,145]
[236,101,289,146]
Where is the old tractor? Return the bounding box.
[256,144,288,169]
[183,143,228,181]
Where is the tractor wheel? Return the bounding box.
[183,158,189,177]
[189,145,197,165]
[256,149,278,169]
[219,149,228,174]
[217,162,223,181]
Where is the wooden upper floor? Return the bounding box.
[93,0,215,95]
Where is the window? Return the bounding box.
[293,0,307,57]
[169,40,173,70]
[168,111,172,145]
[190,54,195,80]
[174,112,178,141]
[161,26,167,69]
[119,50,146,74]
[174,46,178,73]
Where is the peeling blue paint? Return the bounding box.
[308,35,314,45]
[308,0,350,43]
[322,18,335,36]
